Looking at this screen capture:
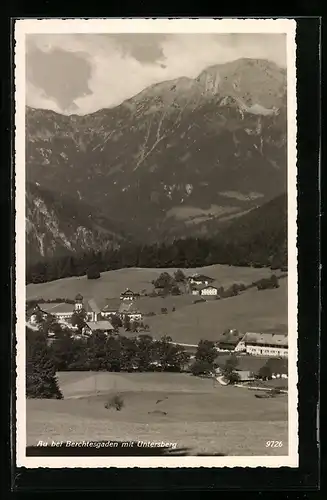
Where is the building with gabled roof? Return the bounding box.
[120,288,140,301]
[83,320,114,335]
[216,329,243,351]
[118,301,142,321]
[35,301,75,320]
[235,332,288,358]
[101,298,121,318]
[188,273,215,286]
[191,284,219,297]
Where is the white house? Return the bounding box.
[235,332,288,358]
[188,274,215,287]
[191,285,219,297]
[118,301,143,322]
[32,294,85,322]
[199,285,219,297]
[120,289,140,301]
[101,298,121,318]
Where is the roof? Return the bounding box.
[101,298,121,313]
[119,302,141,314]
[120,288,139,296]
[87,298,101,314]
[241,332,288,347]
[39,302,74,314]
[217,329,243,346]
[188,274,215,282]
[85,321,114,331]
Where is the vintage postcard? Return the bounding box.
[15,18,298,468]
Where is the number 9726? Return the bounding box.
[266,441,283,448]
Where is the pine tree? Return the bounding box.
[26,328,63,399]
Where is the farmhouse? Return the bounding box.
[235,332,288,358]
[118,301,143,321]
[188,273,215,286]
[101,298,121,318]
[120,288,140,301]
[191,284,219,297]
[30,302,74,322]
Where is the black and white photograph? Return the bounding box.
[15,18,298,468]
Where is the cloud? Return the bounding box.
[25,33,286,115]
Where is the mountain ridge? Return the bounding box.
[26,57,287,259]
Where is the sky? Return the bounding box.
[25,33,286,115]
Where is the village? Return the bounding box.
[26,270,288,385]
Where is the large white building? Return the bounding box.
[191,285,219,297]
[235,332,288,358]
[28,294,113,333]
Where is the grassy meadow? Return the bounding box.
[27,372,288,456]
[145,278,288,344]
[26,264,285,303]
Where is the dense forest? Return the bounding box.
[26,194,287,284]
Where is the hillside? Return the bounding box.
[215,193,287,267]
[26,263,283,302]
[146,277,288,344]
[26,182,129,264]
[25,192,287,283]
[26,57,287,254]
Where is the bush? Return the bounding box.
[174,269,186,282]
[190,360,213,376]
[104,393,124,411]
[257,364,273,381]
[87,264,101,280]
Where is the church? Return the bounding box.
[28,294,113,333]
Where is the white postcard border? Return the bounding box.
[14,18,298,469]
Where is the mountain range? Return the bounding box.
[25,57,287,264]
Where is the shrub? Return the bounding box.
[257,364,273,381]
[174,269,186,282]
[190,359,213,376]
[105,393,124,411]
[87,269,101,280]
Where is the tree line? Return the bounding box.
[26,325,283,400]
[26,234,287,285]
[26,326,240,399]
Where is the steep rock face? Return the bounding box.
[26,58,287,248]
[26,182,127,264]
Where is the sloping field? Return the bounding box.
[27,372,288,456]
[26,264,284,303]
[146,278,288,344]
[57,371,217,399]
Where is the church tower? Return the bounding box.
[74,293,83,311]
